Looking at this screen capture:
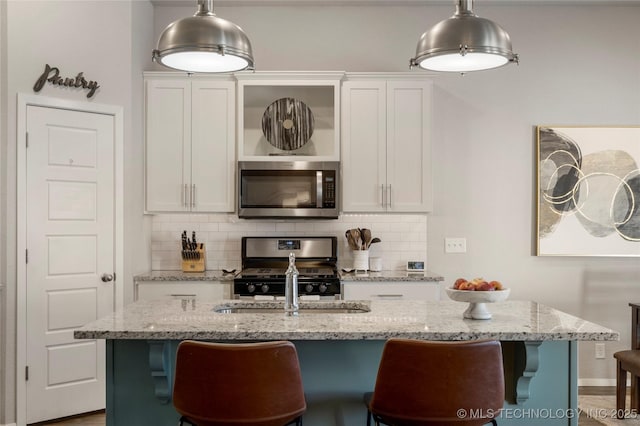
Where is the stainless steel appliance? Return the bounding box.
[233,236,340,300]
[238,161,339,219]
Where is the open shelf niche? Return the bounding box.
[236,72,343,161]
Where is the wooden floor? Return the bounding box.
[31,410,105,426]
[33,387,616,426]
[578,386,617,426]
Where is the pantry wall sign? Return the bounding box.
[33,64,100,98]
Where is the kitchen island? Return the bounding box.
[75,298,618,426]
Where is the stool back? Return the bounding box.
[369,339,504,426]
[173,340,306,426]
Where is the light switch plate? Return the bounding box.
[445,238,467,253]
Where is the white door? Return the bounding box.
[25,105,115,423]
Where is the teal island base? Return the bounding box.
[106,339,577,426]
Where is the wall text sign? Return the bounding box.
[33,64,100,98]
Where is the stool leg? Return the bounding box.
[616,360,627,415]
[633,373,640,411]
[366,410,371,426]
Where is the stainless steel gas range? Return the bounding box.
[233,236,341,300]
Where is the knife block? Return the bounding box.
[181,244,205,273]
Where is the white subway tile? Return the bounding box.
[151,213,428,272]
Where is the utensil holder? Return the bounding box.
[352,250,369,271]
[369,257,382,272]
[181,244,206,273]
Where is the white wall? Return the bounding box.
[0,0,7,420]
[152,3,640,383]
[130,0,155,302]
[0,1,153,423]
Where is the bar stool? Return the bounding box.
[613,302,640,417]
[173,340,306,426]
[614,350,640,414]
[365,339,504,426]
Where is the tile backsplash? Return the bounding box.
[151,214,427,272]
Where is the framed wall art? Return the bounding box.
[536,126,640,256]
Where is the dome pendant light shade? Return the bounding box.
[153,0,254,73]
[410,0,518,73]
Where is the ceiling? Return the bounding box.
[150,0,640,5]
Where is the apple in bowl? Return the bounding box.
[453,277,503,291]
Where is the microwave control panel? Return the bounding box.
[323,173,336,208]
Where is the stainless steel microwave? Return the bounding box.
[238,161,339,219]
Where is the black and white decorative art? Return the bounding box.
[537,126,640,256]
[261,97,315,151]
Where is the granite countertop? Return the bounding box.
[75,299,619,342]
[339,270,444,282]
[135,270,444,283]
[134,270,237,282]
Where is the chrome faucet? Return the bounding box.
[285,252,299,316]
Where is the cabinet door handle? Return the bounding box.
[183,184,189,208]
[191,184,196,208]
[374,294,404,298]
[387,184,392,209]
[381,184,385,208]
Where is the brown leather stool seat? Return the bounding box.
[173,340,306,426]
[365,339,505,426]
[614,349,640,416]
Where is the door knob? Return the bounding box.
[101,273,114,282]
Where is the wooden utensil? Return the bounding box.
[361,228,372,250]
[345,230,359,250]
[349,229,361,250]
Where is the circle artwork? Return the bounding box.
[261,97,315,151]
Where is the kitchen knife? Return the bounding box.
[181,231,187,259]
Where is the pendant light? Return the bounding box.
[410,0,518,73]
[153,0,254,73]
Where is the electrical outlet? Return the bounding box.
[445,238,467,253]
[595,343,606,359]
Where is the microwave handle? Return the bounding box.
[316,171,323,208]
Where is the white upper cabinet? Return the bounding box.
[236,72,342,161]
[341,76,433,213]
[145,74,235,213]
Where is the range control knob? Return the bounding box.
[261,284,270,294]
[305,284,314,293]
[247,283,256,293]
[319,283,328,293]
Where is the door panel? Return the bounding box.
[386,81,433,212]
[47,341,98,385]
[341,81,387,212]
[145,79,191,211]
[191,81,236,212]
[48,181,97,220]
[26,105,114,423]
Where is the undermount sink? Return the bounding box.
[213,301,370,314]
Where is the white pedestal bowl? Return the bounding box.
[445,288,510,320]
